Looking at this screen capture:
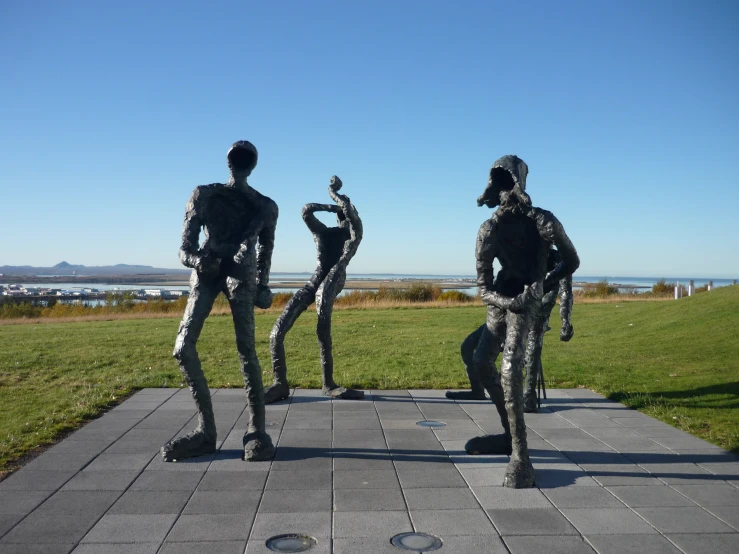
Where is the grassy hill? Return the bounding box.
[1,285,737,473]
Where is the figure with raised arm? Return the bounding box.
[264,176,364,404]
[446,247,575,411]
[464,155,579,488]
[162,140,277,463]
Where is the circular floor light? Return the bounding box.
[391,532,443,551]
[416,420,446,428]
[265,534,317,552]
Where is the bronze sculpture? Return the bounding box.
[465,155,580,488]
[264,176,364,404]
[162,141,277,462]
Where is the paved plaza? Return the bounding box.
[1,387,737,553]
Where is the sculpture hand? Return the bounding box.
[560,322,574,342]
[255,285,273,309]
[329,175,343,192]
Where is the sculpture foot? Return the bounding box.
[243,431,275,461]
[264,383,291,404]
[322,386,365,400]
[161,429,216,462]
[445,390,487,400]
[523,393,538,413]
[465,434,512,456]
[503,458,536,488]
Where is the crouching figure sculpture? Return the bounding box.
[162,140,277,463]
[465,155,579,488]
[264,176,364,404]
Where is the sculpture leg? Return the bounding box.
[316,271,364,400]
[446,325,487,400]
[465,309,512,455]
[524,293,556,413]
[265,285,315,404]
[501,308,536,488]
[227,278,275,461]
[162,273,220,461]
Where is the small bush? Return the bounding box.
[652,279,675,295]
[437,290,474,302]
[583,279,619,298]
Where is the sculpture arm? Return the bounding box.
[178,187,211,271]
[476,218,514,310]
[535,210,580,291]
[302,203,338,234]
[329,176,363,263]
[256,201,279,287]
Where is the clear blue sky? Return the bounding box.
[1,0,737,278]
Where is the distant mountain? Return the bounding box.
[0,262,190,276]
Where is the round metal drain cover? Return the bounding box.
[416,420,446,428]
[391,532,443,551]
[265,534,317,552]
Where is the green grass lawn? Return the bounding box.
[1,286,737,473]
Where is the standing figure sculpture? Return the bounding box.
[162,140,277,463]
[465,155,579,488]
[264,176,364,404]
[446,248,574,411]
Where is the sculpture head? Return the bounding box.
[227,141,258,177]
[477,155,531,208]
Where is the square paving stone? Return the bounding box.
[488,508,578,535]
[0,513,24,537]
[0,490,52,514]
[333,419,381,430]
[160,541,246,553]
[196,470,268,491]
[334,488,407,511]
[606,485,695,507]
[2,512,101,544]
[458,466,507,487]
[72,544,160,553]
[561,508,658,534]
[129,469,205,490]
[585,534,682,554]
[0,545,77,554]
[668,532,739,554]
[265,469,331,490]
[396,468,466,488]
[333,510,412,538]
[404,487,479,510]
[332,456,394,471]
[412,508,497,535]
[426,535,508,553]
[642,463,717,484]
[635,506,736,533]
[332,537,410,554]
[246,538,330,554]
[534,464,598,488]
[250,511,331,539]
[167,514,252,542]
[332,469,399,489]
[61,470,139,491]
[258,489,331,512]
[504,535,597,554]
[85,453,155,471]
[580,464,662,486]
[705,506,739,529]
[474,487,552,509]
[22,453,97,472]
[671,484,739,506]
[109,489,192,514]
[183,490,261,514]
[145,454,214,472]
[34,490,121,515]
[81,513,178,543]
[543,486,624,508]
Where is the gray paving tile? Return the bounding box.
[195,470,267,491]
[610,485,697,509]
[333,469,399,489]
[396,468,466,488]
[334,488,406,511]
[333,510,412,538]
[0,490,52,514]
[250,511,331,539]
[21,453,97,472]
[34,490,121,515]
[61,470,139,491]
[259,489,331,512]
[108,489,192,514]
[265,469,331,490]
[474,486,552,509]
[145,453,214,471]
[416,534,506,553]
[332,456,394,471]
[504,535,597,554]
[534,464,598,488]
[167,514,252,542]
[642,462,719,484]
[81,513,177,543]
[160,541,246,553]
[668,532,739,553]
[332,419,381,430]
[0,513,24,537]
[72,544,159,553]
[585,534,682,553]
[246,539,330,554]
[580,464,662,486]
[129,469,205,490]
[703,506,739,529]
[412,508,498,535]
[183,490,261,514]
[561,508,658,534]
[85,453,155,471]
[403,487,479,510]
[0,545,77,554]
[670,484,739,506]
[543,486,624,508]
[2,512,101,544]
[332,537,406,554]
[635,506,735,533]
[488,508,578,535]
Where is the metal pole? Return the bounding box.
[674,285,682,299]
[688,280,694,297]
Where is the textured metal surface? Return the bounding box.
[469,155,580,488]
[162,141,277,463]
[265,176,364,404]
